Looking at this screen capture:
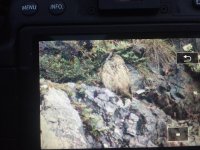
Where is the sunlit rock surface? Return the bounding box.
[40,88,89,149]
[40,80,200,148]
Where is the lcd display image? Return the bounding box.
[39,39,200,149]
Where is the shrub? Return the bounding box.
[131,39,176,68]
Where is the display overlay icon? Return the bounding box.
[168,127,188,141]
[177,52,199,64]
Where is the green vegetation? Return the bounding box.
[187,63,200,73]
[72,101,108,139]
[39,39,181,86]
[40,53,102,84]
[182,44,200,74]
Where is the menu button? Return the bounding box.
[21,2,38,16]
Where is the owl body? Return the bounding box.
[101,54,132,98]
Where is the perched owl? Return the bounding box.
[100,53,132,98]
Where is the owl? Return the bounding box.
[100,54,132,98]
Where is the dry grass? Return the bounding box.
[132,39,176,69]
[92,40,132,54]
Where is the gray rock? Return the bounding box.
[196,38,200,51]
[127,65,144,91]
[136,89,146,95]
[40,88,89,149]
[175,91,185,99]
[40,80,200,148]
[87,135,94,144]
[126,113,139,136]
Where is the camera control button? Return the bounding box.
[21,1,38,16]
[177,52,199,64]
[194,0,200,8]
[49,0,65,15]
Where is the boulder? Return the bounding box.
[40,88,89,149]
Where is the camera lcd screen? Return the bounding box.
[39,39,200,149]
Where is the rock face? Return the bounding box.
[40,88,89,149]
[40,79,200,148]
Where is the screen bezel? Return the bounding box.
[19,24,200,150]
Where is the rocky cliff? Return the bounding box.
[40,79,200,148]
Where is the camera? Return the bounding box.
[1,0,200,150]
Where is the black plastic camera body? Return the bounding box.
[1,0,200,150]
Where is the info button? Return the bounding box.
[177,52,199,64]
[49,0,65,15]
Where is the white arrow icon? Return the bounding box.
[183,55,192,63]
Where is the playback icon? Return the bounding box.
[168,127,189,142]
[177,52,199,64]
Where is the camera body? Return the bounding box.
[1,0,200,150]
